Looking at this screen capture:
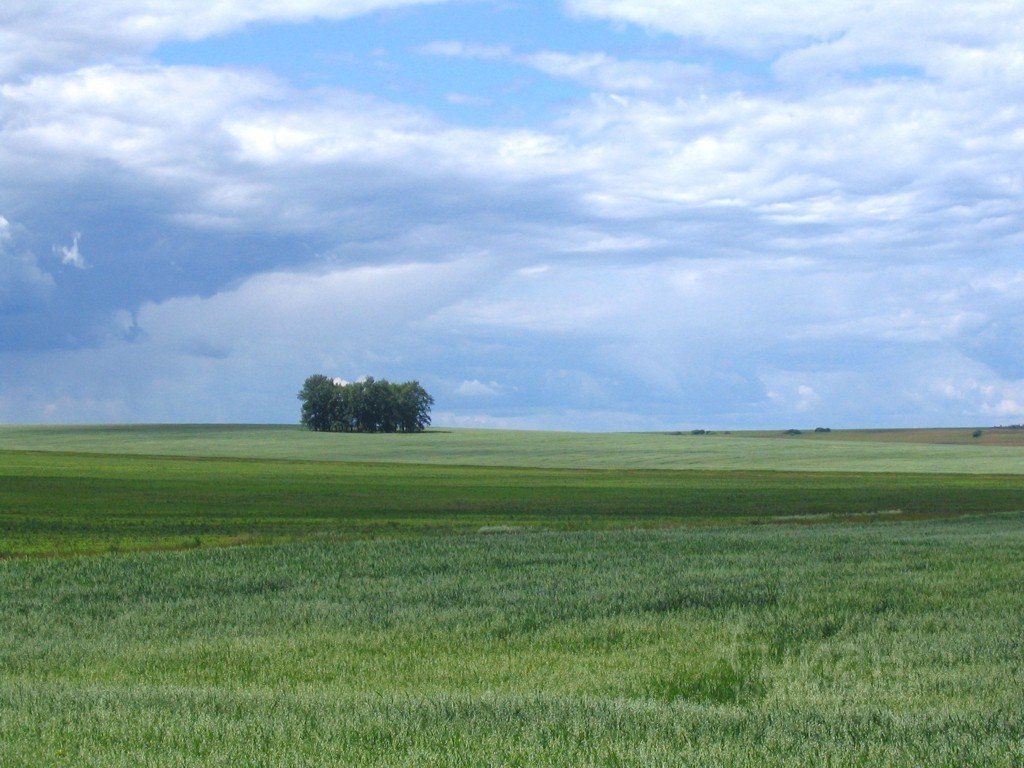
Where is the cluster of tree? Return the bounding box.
[298,375,433,433]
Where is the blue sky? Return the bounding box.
[1,1,1022,429]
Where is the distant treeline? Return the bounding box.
[298,375,433,433]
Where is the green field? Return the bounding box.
[2,425,1023,766]
[3,423,1024,473]
[4,449,1024,557]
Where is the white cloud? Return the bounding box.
[456,379,503,397]
[417,41,511,60]
[135,259,485,353]
[935,377,1024,421]
[564,1,1024,67]
[522,51,711,94]
[1,0,451,78]
[445,92,491,107]
[766,380,822,414]
[6,57,1022,263]
[566,0,868,52]
[0,64,577,239]
[0,214,53,309]
[57,232,86,269]
[422,42,714,94]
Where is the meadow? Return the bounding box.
[1,425,1023,766]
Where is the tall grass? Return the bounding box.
[2,516,1023,766]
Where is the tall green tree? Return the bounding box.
[396,381,434,433]
[297,375,337,432]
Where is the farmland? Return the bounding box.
[3,423,1024,473]
[1,425,1023,766]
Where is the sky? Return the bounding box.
[1,1,1022,430]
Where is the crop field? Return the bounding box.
[2,425,1024,766]
[740,426,1024,446]
[3,423,1024,473]
[4,449,1024,558]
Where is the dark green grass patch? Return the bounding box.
[3,449,1024,556]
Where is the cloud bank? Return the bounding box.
[0,0,1021,427]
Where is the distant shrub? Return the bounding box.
[783,429,802,436]
[814,427,832,433]
[972,429,983,438]
[690,429,708,435]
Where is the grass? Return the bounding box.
[2,516,1023,766]
[3,423,1024,473]
[2,425,1023,765]
[3,449,1024,556]
[742,426,1024,446]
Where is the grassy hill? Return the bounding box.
[3,423,1024,473]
